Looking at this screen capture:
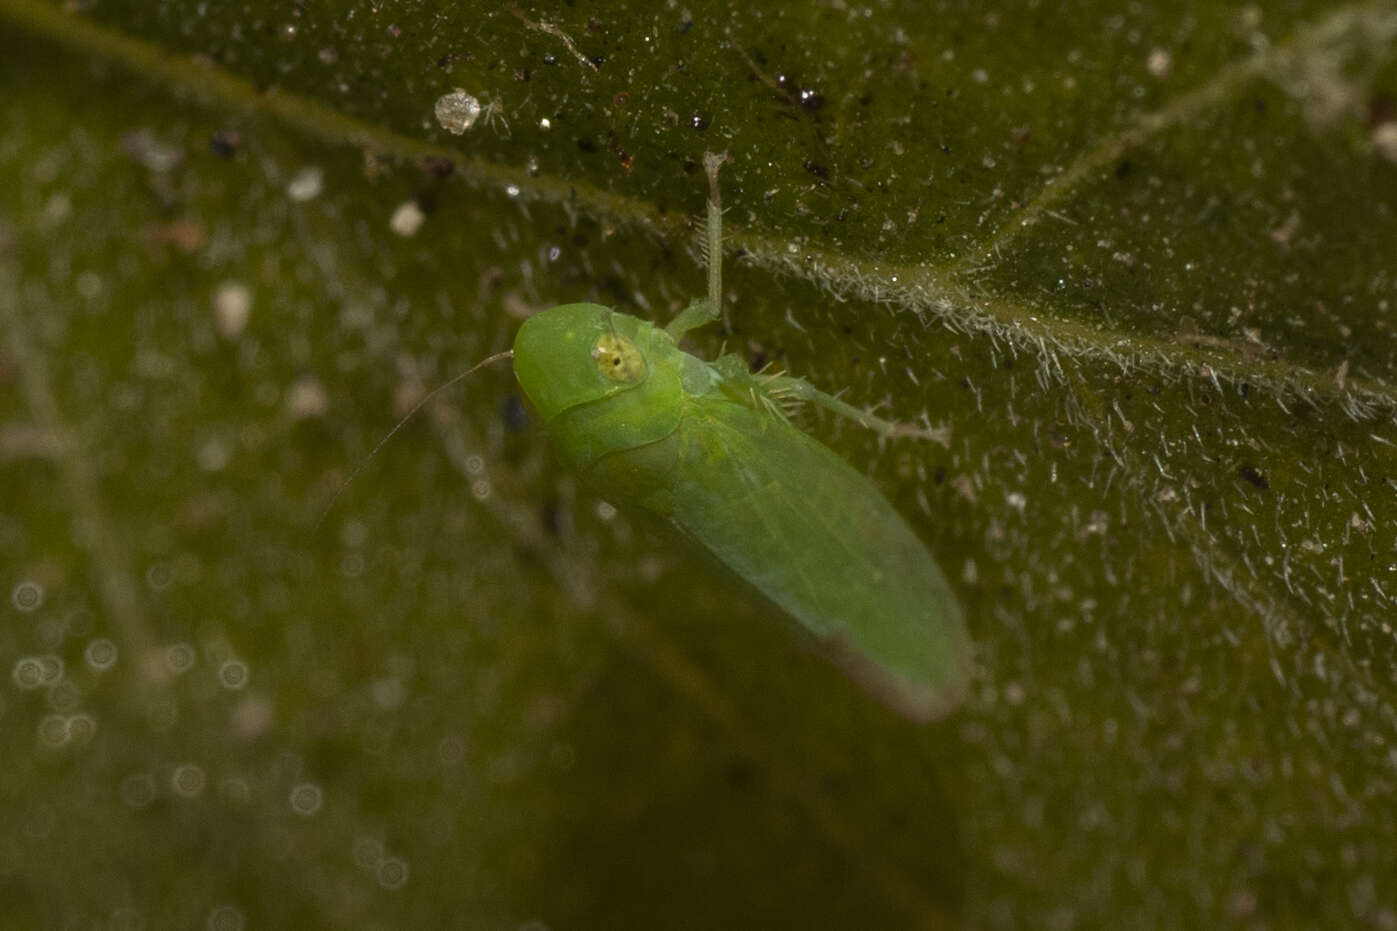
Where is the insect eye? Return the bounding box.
[592,332,646,384]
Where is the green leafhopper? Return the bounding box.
[509,154,971,721]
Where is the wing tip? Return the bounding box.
[827,632,974,724]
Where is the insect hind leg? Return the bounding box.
[764,373,952,446]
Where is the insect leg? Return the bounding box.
[665,151,729,341]
[763,373,952,445]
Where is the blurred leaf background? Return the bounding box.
[3,0,1397,927]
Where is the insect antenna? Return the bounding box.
[314,349,515,531]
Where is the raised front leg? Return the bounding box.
[665,151,728,341]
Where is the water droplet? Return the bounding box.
[286,166,324,202]
[376,855,410,890]
[437,736,466,766]
[213,282,252,339]
[371,677,406,710]
[171,763,207,797]
[165,642,196,674]
[145,562,174,592]
[46,678,81,712]
[1374,122,1397,164]
[389,201,426,237]
[120,773,156,808]
[10,580,43,612]
[203,635,235,666]
[1146,47,1173,79]
[273,749,305,781]
[231,695,275,740]
[38,654,64,682]
[434,89,482,134]
[109,907,143,931]
[66,712,98,745]
[289,782,323,815]
[206,904,245,931]
[352,836,384,870]
[121,130,183,173]
[218,659,250,690]
[76,271,103,300]
[286,375,330,421]
[12,656,46,689]
[219,776,252,805]
[37,714,69,747]
[196,436,231,471]
[339,552,366,578]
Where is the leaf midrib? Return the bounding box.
[5,0,1393,418]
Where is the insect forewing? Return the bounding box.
[660,396,971,721]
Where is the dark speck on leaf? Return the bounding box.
[725,758,757,790]
[419,155,455,178]
[503,396,530,432]
[210,129,241,157]
[541,500,564,536]
[803,159,829,180]
[1238,465,1270,490]
[691,113,709,131]
[1367,94,1397,127]
[576,136,598,153]
[1116,160,1133,179]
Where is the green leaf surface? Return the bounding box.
[3,0,1396,927]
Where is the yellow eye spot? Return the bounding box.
[593,332,646,384]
